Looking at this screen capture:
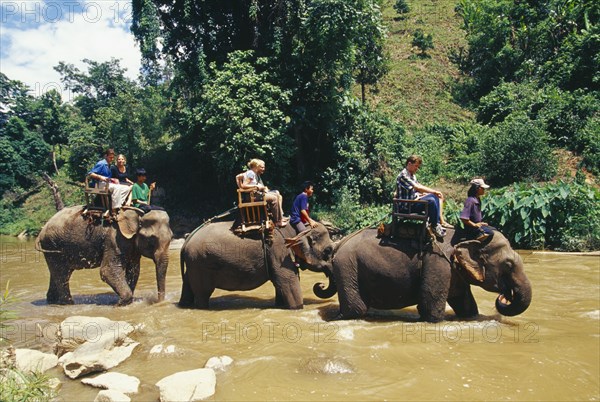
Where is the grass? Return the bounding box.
[359,0,473,128]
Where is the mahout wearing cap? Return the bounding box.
[470,178,490,189]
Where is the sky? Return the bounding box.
[0,0,142,101]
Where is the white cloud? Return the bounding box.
[0,0,141,101]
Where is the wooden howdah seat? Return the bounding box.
[236,188,272,233]
[392,198,430,247]
[84,174,111,212]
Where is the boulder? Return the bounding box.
[204,356,233,372]
[94,389,131,402]
[56,316,138,379]
[155,368,216,401]
[82,372,140,394]
[15,349,58,373]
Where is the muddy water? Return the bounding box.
[0,236,598,401]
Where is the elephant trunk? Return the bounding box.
[313,270,337,299]
[495,272,532,316]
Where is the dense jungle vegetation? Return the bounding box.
[1,0,598,251]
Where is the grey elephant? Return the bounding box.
[37,205,173,305]
[178,222,335,309]
[321,228,531,322]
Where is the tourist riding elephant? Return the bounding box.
[178,221,335,309]
[320,228,531,322]
[37,205,173,305]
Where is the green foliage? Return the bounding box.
[455,0,599,98]
[578,115,600,173]
[484,181,600,251]
[478,82,600,150]
[393,0,410,15]
[0,282,17,339]
[320,98,404,204]
[316,187,390,234]
[411,29,434,56]
[0,118,51,196]
[0,368,56,401]
[195,51,293,187]
[478,114,556,186]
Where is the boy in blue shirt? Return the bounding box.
[290,181,318,233]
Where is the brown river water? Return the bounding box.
[1,235,598,401]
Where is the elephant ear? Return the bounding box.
[284,229,311,260]
[116,209,141,239]
[453,240,486,283]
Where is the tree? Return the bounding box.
[394,0,410,16]
[195,51,293,191]
[455,0,599,98]
[412,29,434,57]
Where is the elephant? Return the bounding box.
[178,221,335,309]
[321,228,532,322]
[37,205,173,305]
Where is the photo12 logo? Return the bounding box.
[201,321,340,344]
[399,321,540,343]
[1,1,132,25]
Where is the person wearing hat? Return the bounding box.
[132,168,163,213]
[460,178,494,242]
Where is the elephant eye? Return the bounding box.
[307,236,314,247]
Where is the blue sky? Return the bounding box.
[0,0,141,100]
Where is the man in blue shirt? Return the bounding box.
[88,148,131,211]
[290,181,318,233]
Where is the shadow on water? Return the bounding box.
[30,293,136,306]
[315,302,503,323]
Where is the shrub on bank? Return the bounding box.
[483,180,600,251]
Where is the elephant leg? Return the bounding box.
[185,269,214,309]
[45,255,75,305]
[100,261,133,306]
[125,260,141,293]
[274,289,285,307]
[271,264,303,309]
[418,254,451,322]
[447,286,479,318]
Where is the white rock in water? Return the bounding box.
[82,372,140,394]
[156,368,216,401]
[15,349,58,373]
[57,317,138,379]
[149,344,163,354]
[164,345,176,354]
[204,355,233,371]
[94,389,131,402]
[59,316,135,342]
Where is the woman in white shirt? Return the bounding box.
[237,158,288,227]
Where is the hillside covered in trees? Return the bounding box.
[1,0,598,250]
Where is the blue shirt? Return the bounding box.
[88,159,111,186]
[89,159,112,178]
[290,193,309,224]
[460,196,483,223]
